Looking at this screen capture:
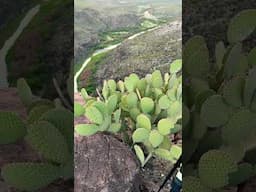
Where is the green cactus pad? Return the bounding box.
[248,47,256,67]
[222,109,256,145]
[151,70,163,88]
[134,145,145,166]
[40,108,73,151]
[167,88,176,102]
[98,116,111,131]
[85,106,104,124]
[153,88,163,99]
[251,94,256,112]
[107,94,118,114]
[140,97,155,113]
[74,102,85,117]
[113,109,121,122]
[75,124,99,136]
[27,99,54,113]
[1,163,60,191]
[0,112,27,144]
[26,121,70,164]
[169,145,182,160]
[159,136,171,150]
[117,80,125,93]
[27,105,53,124]
[200,95,230,127]
[244,66,256,107]
[124,74,139,92]
[224,44,248,78]
[149,130,164,148]
[92,101,108,118]
[107,79,117,92]
[132,128,150,143]
[136,79,147,95]
[170,59,182,74]
[183,36,209,78]
[198,150,237,189]
[17,78,34,107]
[183,176,212,192]
[190,78,209,101]
[126,92,138,108]
[157,118,174,136]
[154,148,173,162]
[167,101,182,122]
[195,89,215,112]
[102,80,110,99]
[108,123,121,133]
[80,88,90,101]
[215,41,226,70]
[136,114,151,130]
[130,107,140,121]
[222,77,244,108]
[227,9,256,43]
[159,95,171,109]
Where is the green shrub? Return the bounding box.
[0,73,73,191]
[183,9,256,190]
[75,60,182,167]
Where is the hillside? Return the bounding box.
[74,0,181,68]
[74,8,141,66]
[78,20,181,90]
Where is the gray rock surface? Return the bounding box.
[74,134,140,192]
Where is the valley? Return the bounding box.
[75,0,181,92]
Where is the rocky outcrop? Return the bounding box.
[74,134,140,192]
[74,93,140,192]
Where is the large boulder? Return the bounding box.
[74,134,140,192]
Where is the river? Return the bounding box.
[0,5,40,88]
[74,26,160,93]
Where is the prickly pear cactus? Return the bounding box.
[0,76,73,191]
[75,60,182,167]
[183,9,256,191]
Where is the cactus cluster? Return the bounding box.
[183,9,256,190]
[75,60,182,167]
[0,73,73,191]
